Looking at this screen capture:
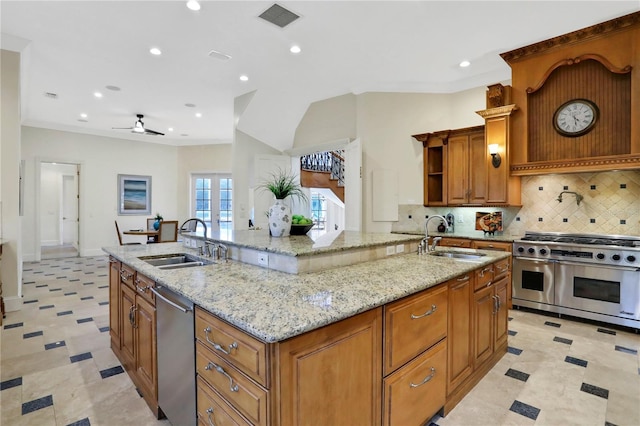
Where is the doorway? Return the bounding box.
[191,173,233,239]
[40,162,79,259]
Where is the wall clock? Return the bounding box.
[553,98,599,137]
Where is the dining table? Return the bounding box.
[123,229,159,243]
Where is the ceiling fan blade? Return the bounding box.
[143,128,165,136]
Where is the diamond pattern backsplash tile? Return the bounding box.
[392,170,640,236]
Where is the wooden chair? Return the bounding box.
[158,220,178,242]
[114,221,142,246]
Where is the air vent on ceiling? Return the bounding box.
[44,92,58,99]
[208,49,232,61]
[259,3,299,28]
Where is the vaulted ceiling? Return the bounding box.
[2,1,638,151]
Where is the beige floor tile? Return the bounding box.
[21,357,102,402]
[2,405,57,426]
[1,342,71,380]
[607,388,640,426]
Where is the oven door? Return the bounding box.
[556,261,640,321]
[512,257,555,305]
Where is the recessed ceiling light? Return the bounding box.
[181,133,189,137]
[186,0,200,11]
[105,85,121,91]
[168,127,174,132]
[94,91,103,98]
[195,112,202,118]
[459,60,471,68]
[290,45,301,54]
[184,103,196,108]
[208,50,232,61]
[150,47,162,56]
[239,75,249,82]
[80,113,88,118]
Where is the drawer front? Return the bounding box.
[119,264,135,289]
[134,272,155,305]
[383,339,447,426]
[383,285,448,375]
[474,265,494,291]
[471,241,512,252]
[195,307,268,387]
[197,376,251,426]
[440,238,471,248]
[196,341,269,426]
[494,258,510,280]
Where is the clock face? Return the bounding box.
[553,99,599,137]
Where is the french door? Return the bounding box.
[192,174,232,237]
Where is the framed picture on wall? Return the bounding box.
[118,174,151,215]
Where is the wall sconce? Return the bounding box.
[488,144,501,168]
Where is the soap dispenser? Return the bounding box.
[446,213,455,233]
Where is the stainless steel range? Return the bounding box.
[512,231,640,329]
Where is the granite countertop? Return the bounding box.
[103,241,510,343]
[394,230,521,243]
[185,229,424,256]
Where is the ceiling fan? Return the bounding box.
[112,114,164,136]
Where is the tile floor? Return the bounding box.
[2,256,639,425]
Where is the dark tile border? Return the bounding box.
[553,336,573,345]
[45,341,66,350]
[70,352,93,363]
[565,356,588,367]
[1,377,22,391]
[22,394,53,415]
[505,368,530,382]
[509,400,540,420]
[100,365,124,379]
[581,382,609,399]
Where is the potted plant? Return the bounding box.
[259,169,308,237]
[153,212,163,230]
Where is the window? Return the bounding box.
[311,192,326,230]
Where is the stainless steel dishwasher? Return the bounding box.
[150,285,196,426]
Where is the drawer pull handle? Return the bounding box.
[204,327,238,355]
[411,304,437,319]
[206,407,216,426]
[479,267,493,278]
[205,361,239,392]
[410,367,436,388]
[456,275,470,282]
[135,279,149,293]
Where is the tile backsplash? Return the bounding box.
[392,170,640,237]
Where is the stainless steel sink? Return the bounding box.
[138,253,213,270]
[428,251,486,260]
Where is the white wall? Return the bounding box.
[21,126,180,259]
[232,130,282,230]
[293,93,357,147]
[1,49,23,312]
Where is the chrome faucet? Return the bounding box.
[217,243,229,262]
[180,218,208,239]
[423,215,449,252]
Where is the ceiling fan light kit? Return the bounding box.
[112,114,165,136]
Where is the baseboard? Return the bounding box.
[23,253,37,262]
[82,248,108,257]
[4,296,23,313]
[41,240,59,246]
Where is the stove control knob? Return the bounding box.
[527,248,535,254]
[596,253,605,260]
[539,248,548,255]
[627,255,637,263]
[612,254,621,261]
[517,247,525,253]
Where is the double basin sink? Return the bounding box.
[138,253,213,270]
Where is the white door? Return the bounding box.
[192,174,233,237]
[62,174,78,247]
[344,138,362,231]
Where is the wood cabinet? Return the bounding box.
[447,273,473,395]
[423,135,448,206]
[471,240,512,308]
[473,272,509,368]
[447,129,486,205]
[109,260,159,417]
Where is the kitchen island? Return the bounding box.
[104,232,511,425]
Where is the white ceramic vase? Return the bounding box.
[269,199,291,237]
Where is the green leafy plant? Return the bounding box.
[154,212,163,221]
[259,169,308,203]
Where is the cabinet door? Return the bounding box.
[136,295,157,402]
[447,274,473,395]
[494,276,509,350]
[468,131,487,204]
[109,258,120,350]
[120,283,136,372]
[447,135,469,205]
[473,286,494,367]
[278,308,382,426]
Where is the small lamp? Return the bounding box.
[488,144,501,168]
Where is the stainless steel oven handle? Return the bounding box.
[150,286,192,313]
[557,260,640,272]
[513,257,556,264]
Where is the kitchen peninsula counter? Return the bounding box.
[103,241,510,343]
